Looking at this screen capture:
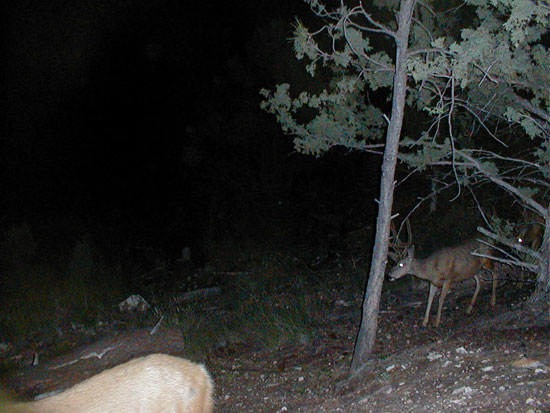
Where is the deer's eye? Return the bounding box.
[399,263,404,267]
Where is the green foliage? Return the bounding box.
[399,136,451,170]
[504,107,546,140]
[263,1,548,215]
[535,140,550,180]
[445,0,550,142]
[261,3,397,157]
[293,19,320,70]
[262,0,549,283]
[260,78,386,156]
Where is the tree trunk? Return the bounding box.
[532,217,550,302]
[350,0,416,374]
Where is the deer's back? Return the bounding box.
[11,354,213,413]
[427,239,492,285]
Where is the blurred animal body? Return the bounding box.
[4,354,213,413]
[389,238,496,327]
[517,209,544,251]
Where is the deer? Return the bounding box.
[3,354,213,413]
[513,208,545,287]
[516,208,545,251]
[387,221,496,327]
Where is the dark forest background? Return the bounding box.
[0,0,498,346]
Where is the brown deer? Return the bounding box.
[517,208,545,251]
[4,354,213,413]
[388,224,496,327]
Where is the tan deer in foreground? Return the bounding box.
[3,354,213,413]
[388,223,496,327]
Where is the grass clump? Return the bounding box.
[170,239,322,356]
[235,290,317,348]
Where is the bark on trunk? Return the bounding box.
[350,0,416,374]
[531,218,550,304]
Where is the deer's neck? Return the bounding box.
[409,258,433,281]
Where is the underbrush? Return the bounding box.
[0,227,356,362]
[161,240,328,359]
[0,225,125,349]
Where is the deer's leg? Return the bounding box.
[435,279,451,328]
[466,274,480,314]
[423,283,438,327]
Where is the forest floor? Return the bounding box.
[2,272,549,412]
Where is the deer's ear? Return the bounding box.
[407,245,415,256]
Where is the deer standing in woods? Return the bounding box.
[514,208,545,286]
[3,354,213,413]
[516,208,545,251]
[388,222,496,327]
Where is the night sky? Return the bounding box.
[2,0,389,261]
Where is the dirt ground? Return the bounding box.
[2,277,549,412]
